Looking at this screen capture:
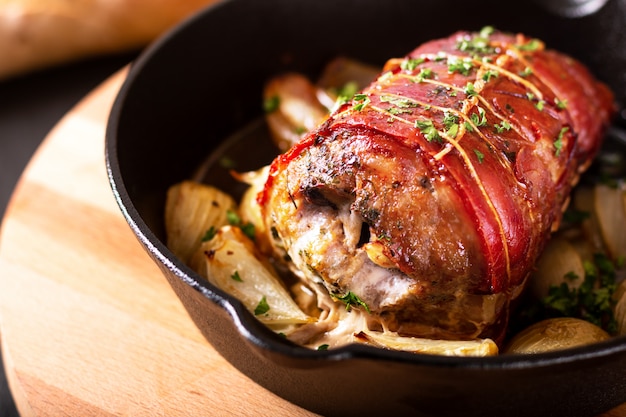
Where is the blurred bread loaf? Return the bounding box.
[0,0,219,79]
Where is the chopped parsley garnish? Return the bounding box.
[516,38,542,52]
[263,95,280,113]
[226,210,241,225]
[443,112,460,138]
[254,296,270,316]
[545,253,618,333]
[317,344,330,351]
[387,107,413,117]
[494,120,512,133]
[519,67,533,77]
[482,69,499,82]
[231,271,243,282]
[470,106,488,127]
[464,106,488,133]
[226,210,256,241]
[555,98,568,109]
[442,112,459,128]
[334,81,359,107]
[380,95,417,108]
[474,149,485,163]
[456,30,495,55]
[535,100,545,111]
[562,208,590,225]
[332,291,370,313]
[201,226,217,242]
[400,57,425,71]
[516,252,621,335]
[353,94,370,111]
[554,126,568,156]
[416,68,434,82]
[447,57,475,76]
[415,119,442,143]
[464,82,478,97]
[447,123,459,138]
[384,95,416,120]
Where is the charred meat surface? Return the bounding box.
[259,28,615,344]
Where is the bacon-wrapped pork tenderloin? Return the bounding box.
[258,28,615,344]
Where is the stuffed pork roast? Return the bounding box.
[258,28,615,345]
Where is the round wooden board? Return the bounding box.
[0,69,624,417]
[0,68,318,417]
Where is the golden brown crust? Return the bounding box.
[0,0,219,79]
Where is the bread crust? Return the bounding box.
[0,0,218,79]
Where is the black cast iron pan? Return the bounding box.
[106,0,626,416]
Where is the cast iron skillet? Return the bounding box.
[105,0,626,416]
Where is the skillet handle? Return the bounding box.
[533,0,611,17]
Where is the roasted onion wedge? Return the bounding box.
[263,57,380,152]
[234,166,272,254]
[316,56,381,109]
[192,226,313,326]
[528,234,585,300]
[594,182,626,261]
[263,73,328,152]
[354,330,498,357]
[165,180,237,264]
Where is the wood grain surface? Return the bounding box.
[0,69,624,417]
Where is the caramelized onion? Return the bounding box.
[594,182,626,261]
[528,235,585,300]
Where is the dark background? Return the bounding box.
[0,51,139,417]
